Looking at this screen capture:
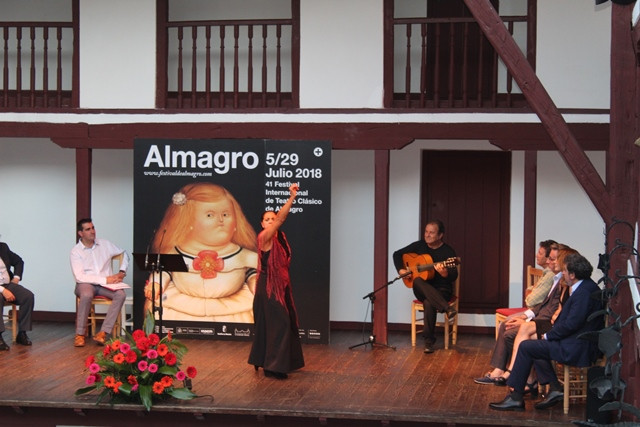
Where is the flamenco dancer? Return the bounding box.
[248,183,305,379]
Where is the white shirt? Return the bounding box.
[523,271,563,320]
[0,257,11,292]
[570,279,583,295]
[70,238,129,285]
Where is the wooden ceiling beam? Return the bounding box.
[36,121,608,151]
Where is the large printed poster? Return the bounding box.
[133,139,331,344]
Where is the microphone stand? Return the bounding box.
[349,272,411,350]
[153,231,166,338]
[155,251,163,337]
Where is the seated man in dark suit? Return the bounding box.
[0,242,35,350]
[489,253,602,411]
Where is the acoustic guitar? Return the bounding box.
[401,253,460,288]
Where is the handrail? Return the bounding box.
[0,20,75,109]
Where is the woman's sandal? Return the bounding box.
[493,369,510,386]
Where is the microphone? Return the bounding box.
[156,229,166,268]
[145,229,156,269]
[399,269,413,278]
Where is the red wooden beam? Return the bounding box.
[607,3,640,412]
[38,121,608,151]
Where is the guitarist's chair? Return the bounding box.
[411,263,461,349]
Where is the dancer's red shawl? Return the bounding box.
[259,231,291,307]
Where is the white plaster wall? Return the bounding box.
[79,0,156,108]
[535,151,606,272]
[299,0,384,108]
[0,139,133,313]
[0,138,76,313]
[537,0,611,109]
[329,151,375,322]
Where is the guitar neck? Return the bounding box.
[416,263,436,273]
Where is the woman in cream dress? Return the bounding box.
[145,182,258,322]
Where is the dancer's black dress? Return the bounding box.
[248,231,304,374]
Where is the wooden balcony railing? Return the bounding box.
[158,17,299,110]
[386,14,533,109]
[0,21,77,110]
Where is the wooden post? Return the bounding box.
[373,150,390,344]
[75,148,91,224]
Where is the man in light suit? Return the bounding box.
[0,242,35,350]
[489,253,603,411]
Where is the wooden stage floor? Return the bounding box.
[0,322,590,426]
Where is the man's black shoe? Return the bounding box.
[0,336,9,351]
[16,332,32,346]
[423,341,435,354]
[534,390,563,410]
[446,307,457,318]
[489,395,525,411]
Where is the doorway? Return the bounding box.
[421,150,511,312]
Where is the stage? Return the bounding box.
[0,322,589,426]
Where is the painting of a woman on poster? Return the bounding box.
[144,181,258,322]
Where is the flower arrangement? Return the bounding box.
[75,316,197,411]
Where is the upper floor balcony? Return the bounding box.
[0,0,537,113]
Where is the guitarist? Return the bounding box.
[393,220,458,354]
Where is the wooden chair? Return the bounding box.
[75,253,124,338]
[494,265,543,338]
[2,302,18,342]
[555,361,603,415]
[411,263,461,350]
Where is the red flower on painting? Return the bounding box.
[192,250,224,279]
